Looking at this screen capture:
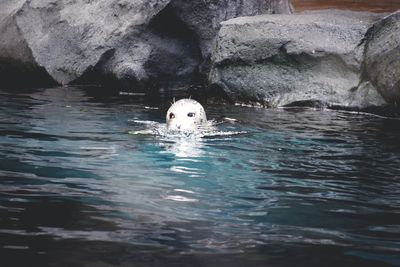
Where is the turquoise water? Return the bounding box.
[1,86,400,267]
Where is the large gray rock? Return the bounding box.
[209,10,386,108]
[0,0,291,90]
[0,0,32,67]
[363,11,400,105]
[0,0,56,87]
[14,0,171,87]
[170,0,293,60]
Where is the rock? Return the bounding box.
[0,0,291,90]
[0,1,56,87]
[14,0,171,87]
[363,11,400,105]
[209,10,386,108]
[170,0,293,62]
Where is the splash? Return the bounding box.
[128,119,246,138]
[128,118,247,159]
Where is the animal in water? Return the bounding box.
[166,99,207,132]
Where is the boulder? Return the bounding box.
[14,0,171,88]
[363,11,400,105]
[0,1,56,87]
[170,0,293,62]
[209,10,386,108]
[0,0,291,90]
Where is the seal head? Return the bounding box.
[166,99,207,132]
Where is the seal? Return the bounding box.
[166,99,207,132]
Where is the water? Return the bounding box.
[1,86,400,267]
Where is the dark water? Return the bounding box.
[1,86,400,267]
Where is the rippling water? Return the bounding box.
[1,86,400,267]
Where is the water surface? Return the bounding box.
[1,86,400,266]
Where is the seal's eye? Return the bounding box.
[187,112,195,117]
[169,113,175,119]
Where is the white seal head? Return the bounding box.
[166,99,207,132]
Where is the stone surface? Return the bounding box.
[0,0,290,90]
[209,10,386,108]
[0,0,56,87]
[170,0,293,60]
[15,0,171,87]
[363,11,400,105]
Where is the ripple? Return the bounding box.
[1,87,400,266]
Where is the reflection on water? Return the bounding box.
[1,86,400,267]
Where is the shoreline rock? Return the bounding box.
[363,11,400,106]
[209,9,387,109]
[0,1,56,87]
[0,0,290,91]
[1,1,399,113]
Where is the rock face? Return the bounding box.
[209,10,386,108]
[170,0,293,59]
[0,0,291,90]
[363,11,400,105]
[0,1,56,87]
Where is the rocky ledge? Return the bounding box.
[1,2,400,111]
[363,11,400,105]
[209,10,400,109]
[0,0,290,89]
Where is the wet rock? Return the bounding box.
[14,0,171,88]
[170,0,293,64]
[363,11,400,105]
[209,10,386,108]
[0,1,56,87]
[0,0,290,90]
